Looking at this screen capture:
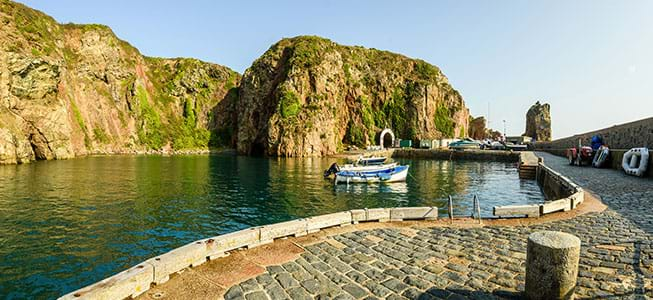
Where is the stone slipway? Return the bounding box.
[66,152,653,299]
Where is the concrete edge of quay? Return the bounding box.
[58,151,600,300]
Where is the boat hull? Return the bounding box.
[334,165,409,184]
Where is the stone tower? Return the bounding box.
[524,101,552,142]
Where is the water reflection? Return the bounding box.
[0,154,543,299]
[334,182,409,195]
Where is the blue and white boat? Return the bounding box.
[323,162,398,178]
[334,165,410,184]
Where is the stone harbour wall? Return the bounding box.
[536,117,653,151]
[543,148,653,178]
[535,117,653,177]
[391,149,521,162]
[492,162,584,218]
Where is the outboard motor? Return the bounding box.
[324,163,340,178]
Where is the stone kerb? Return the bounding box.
[541,198,571,214]
[306,211,352,233]
[59,207,446,299]
[494,162,584,218]
[61,190,582,300]
[59,263,154,300]
[350,208,390,223]
[494,204,541,218]
[259,219,308,244]
[390,206,438,221]
[146,241,212,285]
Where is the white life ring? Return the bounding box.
[622,148,649,177]
[592,146,609,168]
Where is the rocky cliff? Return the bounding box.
[237,36,469,156]
[524,101,552,142]
[469,116,503,140]
[0,1,239,164]
[1,1,472,163]
[468,116,486,140]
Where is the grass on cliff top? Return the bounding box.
[288,36,332,68]
[4,0,62,56]
[61,22,141,58]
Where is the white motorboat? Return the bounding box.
[354,156,387,165]
[323,162,398,178]
[334,165,410,184]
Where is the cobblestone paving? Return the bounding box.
[224,153,653,299]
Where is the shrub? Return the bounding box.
[279,89,301,118]
[434,104,455,138]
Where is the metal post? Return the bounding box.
[448,195,454,222]
[475,195,482,225]
[471,195,476,218]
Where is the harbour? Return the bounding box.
[0,152,544,299]
[1,1,651,299]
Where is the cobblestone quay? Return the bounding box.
[140,152,653,300]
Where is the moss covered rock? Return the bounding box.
[237,36,470,157]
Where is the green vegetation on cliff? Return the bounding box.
[0,1,241,164]
[135,85,165,149]
[238,36,469,156]
[146,58,240,149]
[279,89,301,119]
[0,0,468,163]
[434,103,455,138]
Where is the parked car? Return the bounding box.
[489,141,506,150]
[449,138,482,150]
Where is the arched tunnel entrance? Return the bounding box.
[379,128,395,149]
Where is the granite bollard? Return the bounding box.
[525,231,581,300]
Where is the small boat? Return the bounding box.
[355,156,387,165]
[323,162,398,178]
[448,138,481,150]
[334,165,410,184]
[622,147,648,177]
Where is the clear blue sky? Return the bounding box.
[18,0,653,139]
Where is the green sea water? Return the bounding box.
[0,154,544,299]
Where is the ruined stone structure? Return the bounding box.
[524,101,552,142]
